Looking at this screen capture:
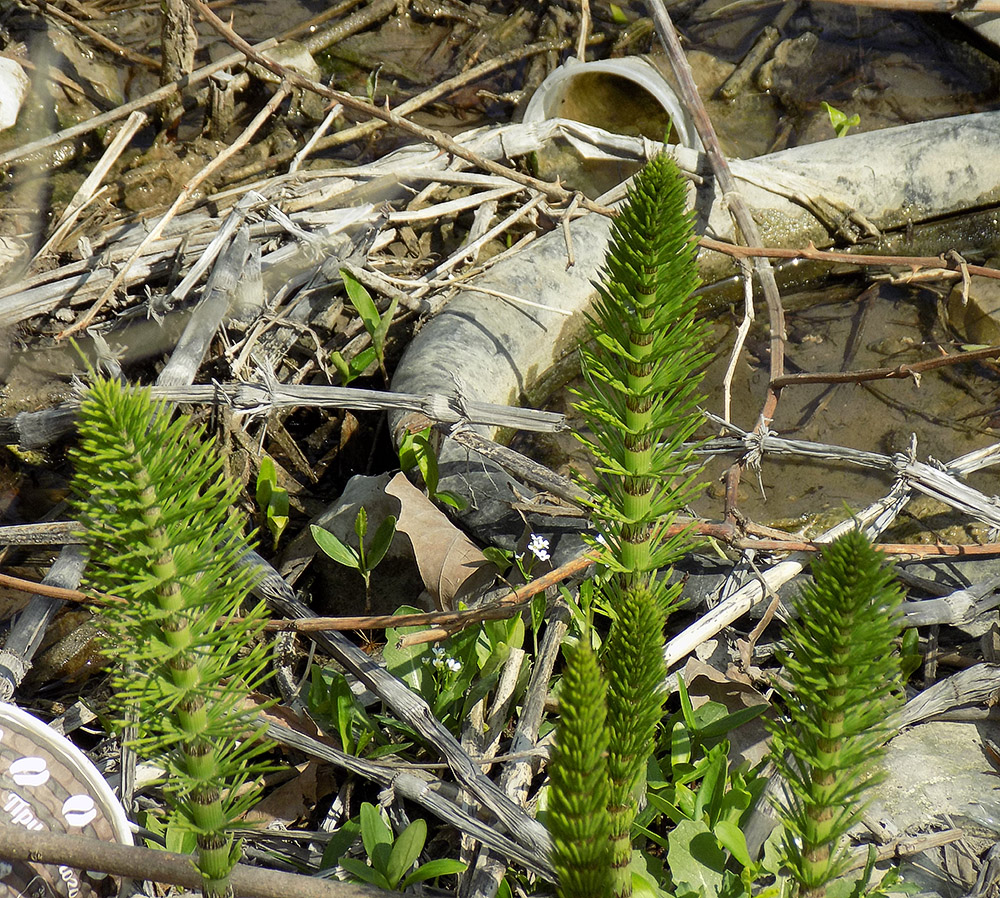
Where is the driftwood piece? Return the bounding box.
[901,575,1000,628]
[266,722,548,877]
[0,382,567,450]
[897,663,1000,729]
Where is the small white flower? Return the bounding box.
[527,534,550,562]
[432,645,446,657]
[445,657,462,673]
[432,657,445,670]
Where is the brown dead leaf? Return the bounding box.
[385,472,495,611]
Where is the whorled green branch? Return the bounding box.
[767,529,904,898]
[573,150,709,592]
[70,376,275,898]
[548,638,614,898]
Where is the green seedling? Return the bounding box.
[308,666,376,756]
[341,267,399,382]
[330,346,377,386]
[821,102,860,138]
[397,425,466,510]
[70,376,275,898]
[255,455,289,548]
[338,802,466,890]
[311,507,396,612]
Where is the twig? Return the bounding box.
[770,344,1000,388]
[699,236,1000,279]
[398,551,599,646]
[722,257,754,422]
[25,0,160,69]
[0,38,282,168]
[183,0,613,217]
[576,0,592,60]
[646,0,786,415]
[713,0,1000,14]
[0,825,388,898]
[33,110,147,263]
[56,84,292,339]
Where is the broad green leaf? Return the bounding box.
[367,515,397,571]
[321,818,360,869]
[255,456,277,507]
[482,546,513,571]
[397,426,431,473]
[695,704,767,740]
[677,674,696,730]
[330,350,352,384]
[341,268,380,335]
[338,856,390,890]
[386,818,426,887]
[646,790,687,826]
[310,525,360,570]
[531,594,546,633]
[671,721,691,768]
[359,802,392,871]
[401,858,467,887]
[414,433,439,495]
[668,818,726,898]
[714,819,751,867]
[383,605,431,693]
[609,2,629,23]
[694,747,727,823]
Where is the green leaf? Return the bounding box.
[695,704,767,740]
[321,818,360,869]
[373,293,400,362]
[434,489,467,510]
[414,433,439,495]
[531,594,546,633]
[338,856,390,890]
[714,819,751,868]
[367,515,397,571]
[354,507,368,543]
[341,268,380,336]
[821,101,860,138]
[330,350,352,384]
[397,427,430,473]
[386,818,426,887]
[677,674,696,731]
[310,525,361,571]
[359,802,393,873]
[255,456,277,507]
[400,858,467,888]
[609,2,629,23]
[483,546,513,571]
[383,606,432,693]
[671,721,692,769]
[668,818,727,898]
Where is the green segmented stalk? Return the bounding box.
[70,377,275,898]
[767,529,904,898]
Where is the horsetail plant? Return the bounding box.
[548,150,710,898]
[767,529,904,898]
[70,376,275,898]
